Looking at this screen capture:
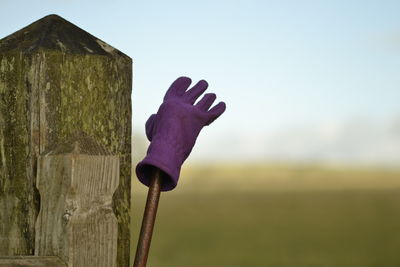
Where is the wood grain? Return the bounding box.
[35,134,119,267]
[0,256,66,267]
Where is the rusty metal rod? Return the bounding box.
[133,168,163,267]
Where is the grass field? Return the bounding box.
[130,163,400,267]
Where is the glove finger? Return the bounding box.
[145,114,157,141]
[195,93,216,111]
[184,80,208,104]
[205,101,226,125]
[164,76,192,100]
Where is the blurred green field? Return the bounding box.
[130,164,400,267]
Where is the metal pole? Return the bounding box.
[133,168,163,267]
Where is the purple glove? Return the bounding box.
[136,77,226,191]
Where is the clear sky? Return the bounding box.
[1,0,399,164]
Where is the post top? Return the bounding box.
[0,14,130,59]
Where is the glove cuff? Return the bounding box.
[135,139,182,191]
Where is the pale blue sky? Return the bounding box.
[1,0,399,163]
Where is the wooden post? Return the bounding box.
[35,133,119,267]
[0,15,132,266]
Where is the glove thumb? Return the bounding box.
[145,114,157,141]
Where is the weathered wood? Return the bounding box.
[0,256,66,267]
[35,134,119,267]
[0,14,132,266]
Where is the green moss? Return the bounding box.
[0,51,34,255]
